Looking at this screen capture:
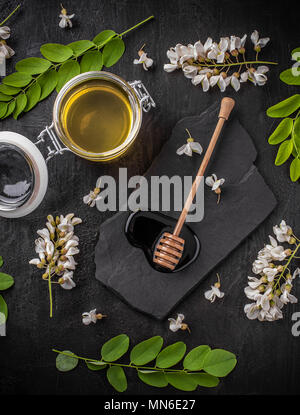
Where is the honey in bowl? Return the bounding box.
[60,79,133,155]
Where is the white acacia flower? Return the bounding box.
[205,174,225,204]
[207,37,229,63]
[251,30,270,51]
[82,309,97,325]
[244,303,260,320]
[205,285,224,302]
[82,309,106,325]
[193,38,213,60]
[263,267,279,282]
[59,5,74,28]
[58,255,77,271]
[133,46,153,71]
[273,220,293,243]
[176,129,203,157]
[252,258,268,274]
[0,40,14,58]
[192,69,213,91]
[265,235,287,261]
[292,268,300,280]
[182,64,198,79]
[240,66,269,86]
[168,313,190,333]
[37,228,51,242]
[230,34,247,52]
[205,174,225,191]
[83,178,103,207]
[59,271,76,290]
[58,214,82,232]
[247,276,264,289]
[166,44,181,63]
[244,286,261,301]
[228,74,241,91]
[178,44,195,64]
[35,237,46,254]
[209,74,230,92]
[280,286,297,305]
[164,63,179,72]
[204,273,224,303]
[0,26,11,40]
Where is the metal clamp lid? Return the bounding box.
[129,80,156,113]
[34,122,69,163]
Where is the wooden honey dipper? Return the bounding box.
[153,97,235,271]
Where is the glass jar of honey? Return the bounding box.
[0,72,155,217]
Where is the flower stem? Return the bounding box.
[0,4,20,26]
[273,243,300,290]
[52,349,193,374]
[119,15,154,37]
[48,266,53,318]
[194,60,278,68]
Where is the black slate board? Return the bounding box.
[94,102,277,319]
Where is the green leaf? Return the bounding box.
[0,102,7,118]
[166,372,198,391]
[68,40,95,56]
[203,349,237,377]
[3,72,33,87]
[40,43,73,63]
[80,50,103,73]
[101,334,129,362]
[56,60,80,93]
[0,84,21,95]
[0,256,3,267]
[93,30,116,47]
[85,361,107,371]
[0,92,13,101]
[0,273,14,290]
[267,95,300,118]
[275,139,293,165]
[56,351,78,372]
[0,294,8,322]
[13,93,27,119]
[106,366,127,392]
[294,117,300,145]
[156,342,186,369]
[2,101,15,119]
[130,336,163,365]
[38,69,58,100]
[268,118,293,145]
[290,157,300,181]
[102,38,125,67]
[183,345,211,371]
[24,83,41,112]
[137,370,168,387]
[15,57,51,75]
[189,373,220,387]
[280,68,300,86]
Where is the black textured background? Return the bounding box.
[0,0,299,396]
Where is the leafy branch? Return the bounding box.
[0,255,15,327]
[53,334,237,392]
[266,47,300,181]
[0,15,154,120]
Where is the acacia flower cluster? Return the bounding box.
[29,214,82,317]
[244,220,300,322]
[164,30,277,92]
